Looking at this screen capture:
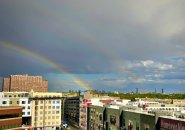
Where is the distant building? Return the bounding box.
[0,106,22,130]
[2,74,48,92]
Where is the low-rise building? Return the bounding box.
[0,106,22,130]
[0,92,31,125]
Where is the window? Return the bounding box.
[99,114,102,121]
[28,106,30,109]
[40,101,43,104]
[2,101,7,104]
[22,101,26,104]
[27,112,30,115]
[56,106,60,109]
[22,112,25,115]
[56,100,60,104]
[56,111,60,114]
[110,115,116,125]
[35,106,38,110]
[35,101,38,105]
[48,106,51,109]
[40,106,43,109]
[9,101,12,104]
[52,111,55,114]
[52,106,55,109]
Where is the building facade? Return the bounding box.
[2,74,48,92]
[30,92,62,130]
[63,96,80,128]
[0,106,22,130]
[0,92,32,125]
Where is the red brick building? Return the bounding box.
[2,74,48,92]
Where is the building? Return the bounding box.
[2,74,48,92]
[0,92,32,126]
[0,106,22,130]
[157,116,185,130]
[63,96,80,128]
[89,105,105,130]
[0,92,64,130]
[30,92,62,130]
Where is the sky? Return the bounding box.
[0,1,185,93]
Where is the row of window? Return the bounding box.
[34,121,60,126]
[35,100,60,104]
[22,112,31,115]
[4,95,27,98]
[36,110,60,115]
[35,116,60,120]
[1,100,31,105]
[35,106,60,110]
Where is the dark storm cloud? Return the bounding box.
[0,1,185,92]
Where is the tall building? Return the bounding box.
[63,96,80,128]
[30,92,62,130]
[2,74,48,92]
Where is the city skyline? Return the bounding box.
[0,1,185,93]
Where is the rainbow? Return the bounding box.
[0,41,92,90]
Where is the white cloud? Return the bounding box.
[141,60,173,70]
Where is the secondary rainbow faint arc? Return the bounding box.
[0,41,92,90]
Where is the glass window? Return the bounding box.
[22,101,26,104]
[56,106,60,109]
[56,111,60,114]
[2,101,7,104]
[40,106,43,109]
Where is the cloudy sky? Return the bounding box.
[0,1,185,93]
